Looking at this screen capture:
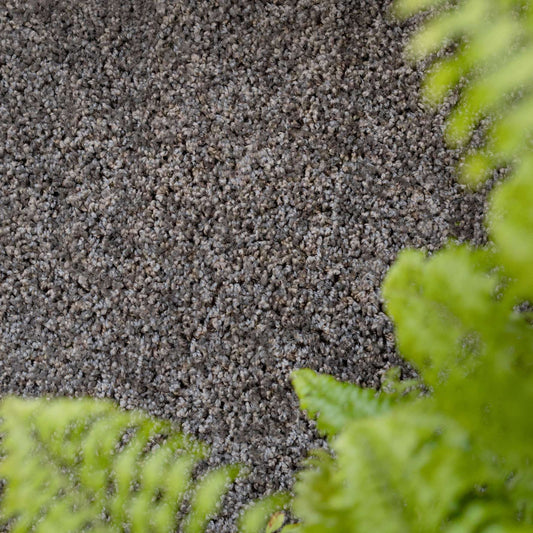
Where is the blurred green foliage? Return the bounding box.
[282,157,533,533]
[1,2,532,533]
[0,397,241,533]
[394,0,533,186]
[273,0,533,531]
[239,494,292,533]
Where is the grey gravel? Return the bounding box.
[0,0,489,530]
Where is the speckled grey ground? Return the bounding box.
[0,0,489,530]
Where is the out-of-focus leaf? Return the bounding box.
[184,465,242,533]
[266,511,286,533]
[0,397,239,533]
[239,493,291,533]
[393,0,533,186]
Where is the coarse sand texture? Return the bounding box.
[0,0,488,530]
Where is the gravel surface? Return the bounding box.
[0,0,489,530]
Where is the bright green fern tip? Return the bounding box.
[393,0,533,186]
[291,368,393,438]
[489,154,533,301]
[393,0,448,19]
[239,493,292,533]
[284,3,533,531]
[0,397,244,533]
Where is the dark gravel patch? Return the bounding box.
[0,0,488,530]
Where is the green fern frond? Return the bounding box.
[238,493,292,533]
[382,240,533,474]
[288,24,533,526]
[392,0,448,19]
[292,406,517,533]
[278,525,300,533]
[285,3,533,531]
[489,153,533,300]
[406,0,489,60]
[394,0,533,185]
[444,44,533,146]
[0,397,242,533]
[291,369,393,438]
[382,245,500,386]
[184,465,242,533]
[421,16,519,106]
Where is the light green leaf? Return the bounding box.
[489,156,533,301]
[184,465,242,533]
[239,493,291,533]
[291,369,393,438]
[392,0,533,187]
[0,397,241,533]
[266,511,286,533]
[406,0,488,60]
[393,0,448,19]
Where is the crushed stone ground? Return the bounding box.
[0,0,489,530]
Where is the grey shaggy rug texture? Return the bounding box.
[0,0,489,529]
